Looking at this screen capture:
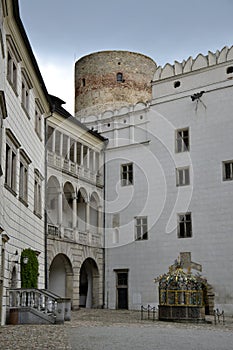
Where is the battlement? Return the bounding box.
[153,45,233,81]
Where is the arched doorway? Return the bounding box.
[79,258,99,308]
[49,254,73,300]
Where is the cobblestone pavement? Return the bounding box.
[1,309,233,350]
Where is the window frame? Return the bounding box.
[121,163,133,186]
[135,216,148,241]
[177,212,192,239]
[35,99,44,140]
[21,68,32,117]
[175,128,190,153]
[6,35,21,95]
[176,166,190,186]
[116,72,123,82]
[34,169,43,218]
[4,129,20,195]
[19,149,31,206]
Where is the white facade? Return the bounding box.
[46,95,106,309]
[0,0,50,324]
[82,46,233,315]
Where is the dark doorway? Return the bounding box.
[79,258,100,308]
[116,271,128,309]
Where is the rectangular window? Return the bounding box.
[21,69,32,116]
[176,167,190,186]
[177,213,192,238]
[176,128,189,153]
[35,100,43,140]
[121,163,133,186]
[34,169,43,218]
[135,216,148,240]
[21,81,29,113]
[7,51,17,92]
[223,160,233,181]
[5,129,20,194]
[19,150,31,205]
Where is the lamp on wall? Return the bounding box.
[23,256,29,265]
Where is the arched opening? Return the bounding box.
[79,258,100,308]
[49,254,73,301]
[47,176,60,226]
[63,182,75,228]
[116,72,123,82]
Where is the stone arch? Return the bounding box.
[49,253,73,301]
[79,257,100,308]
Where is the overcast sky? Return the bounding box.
[19,0,233,114]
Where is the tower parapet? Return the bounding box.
[153,45,233,81]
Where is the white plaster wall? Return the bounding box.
[102,64,233,314]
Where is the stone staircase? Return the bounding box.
[6,288,71,325]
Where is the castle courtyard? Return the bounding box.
[1,309,233,350]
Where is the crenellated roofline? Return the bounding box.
[153,45,233,82]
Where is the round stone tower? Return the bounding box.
[74,50,157,117]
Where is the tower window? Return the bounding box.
[82,78,86,87]
[117,72,123,82]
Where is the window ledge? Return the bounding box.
[4,183,17,196]
[21,103,30,119]
[7,78,18,96]
[33,210,42,219]
[19,196,29,207]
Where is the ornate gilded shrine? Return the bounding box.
[155,262,206,322]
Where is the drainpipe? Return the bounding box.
[102,139,108,308]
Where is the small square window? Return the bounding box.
[121,163,133,186]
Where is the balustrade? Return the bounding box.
[7,288,71,324]
[47,150,102,186]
